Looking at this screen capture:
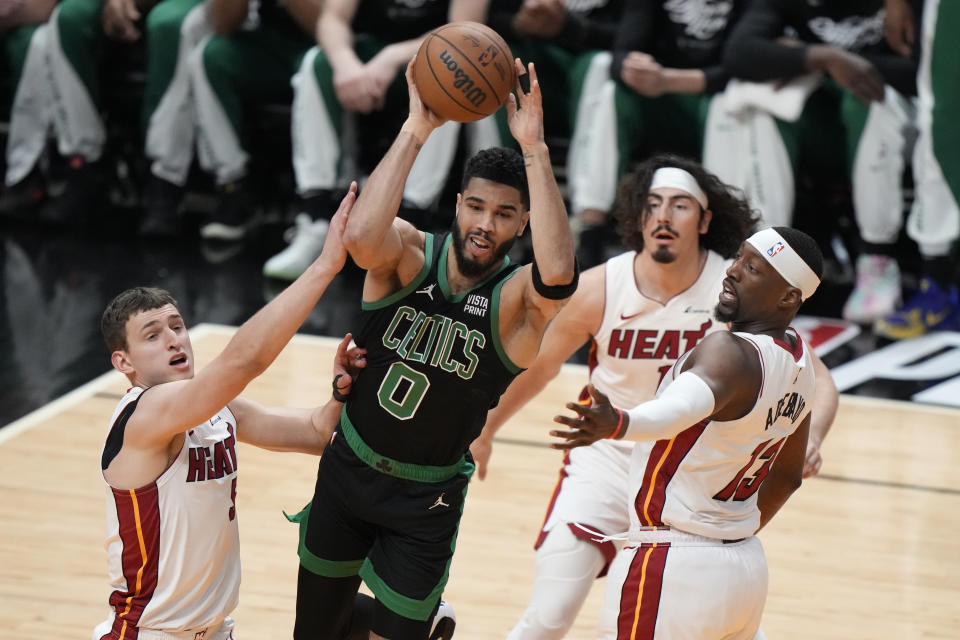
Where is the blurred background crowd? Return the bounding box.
[0,0,956,342]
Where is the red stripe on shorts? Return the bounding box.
[617,543,670,640]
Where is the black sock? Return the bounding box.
[861,241,897,257]
[343,593,375,640]
[922,255,955,291]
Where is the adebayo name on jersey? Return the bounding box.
[765,391,807,430]
[382,305,487,380]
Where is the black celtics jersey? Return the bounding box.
[345,232,523,468]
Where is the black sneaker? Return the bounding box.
[200,179,256,241]
[0,167,46,216]
[139,174,186,238]
[38,155,101,227]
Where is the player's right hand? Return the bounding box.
[550,385,619,449]
[469,436,493,480]
[403,57,446,139]
[823,50,885,104]
[102,0,141,42]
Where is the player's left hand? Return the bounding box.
[506,58,545,149]
[550,384,621,449]
[802,437,823,478]
[316,181,358,274]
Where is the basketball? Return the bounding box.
[412,21,516,122]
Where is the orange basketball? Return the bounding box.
[412,21,516,122]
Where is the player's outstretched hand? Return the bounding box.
[331,332,367,402]
[403,57,446,139]
[506,58,545,148]
[550,385,620,449]
[315,181,357,274]
[469,435,493,480]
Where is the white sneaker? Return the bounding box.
[262,214,330,280]
[842,254,901,324]
[429,600,456,640]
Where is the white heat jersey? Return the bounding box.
[628,329,815,541]
[95,387,241,637]
[588,249,729,452]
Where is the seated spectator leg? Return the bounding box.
[192,26,309,241]
[266,45,343,280]
[140,0,211,237]
[702,94,796,229]
[881,0,960,339]
[2,24,51,213]
[45,0,106,225]
[843,87,914,325]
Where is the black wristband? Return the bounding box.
[331,374,350,403]
[531,259,580,300]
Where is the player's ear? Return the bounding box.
[699,207,713,234]
[517,211,530,237]
[780,286,802,310]
[111,350,135,376]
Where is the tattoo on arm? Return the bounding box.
[523,152,533,167]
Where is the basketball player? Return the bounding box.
[91,187,364,639]
[551,226,823,639]
[471,156,837,639]
[290,59,577,639]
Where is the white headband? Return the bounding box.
[746,228,821,300]
[650,167,708,209]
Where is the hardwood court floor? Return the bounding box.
[1,326,958,639]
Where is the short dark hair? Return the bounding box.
[613,153,760,258]
[101,287,179,352]
[773,226,824,281]
[461,147,529,209]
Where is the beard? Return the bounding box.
[451,220,517,278]
[646,223,679,263]
[650,246,677,263]
[714,301,738,323]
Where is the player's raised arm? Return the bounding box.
[507,59,577,308]
[341,59,446,273]
[124,185,357,446]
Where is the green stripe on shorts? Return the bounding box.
[339,406,469,482]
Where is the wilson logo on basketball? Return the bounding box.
[437,49,488,108]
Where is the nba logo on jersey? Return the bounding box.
[767,241,785,258]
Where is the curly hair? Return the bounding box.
[613,153,759,258]
[461,147,529,209]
